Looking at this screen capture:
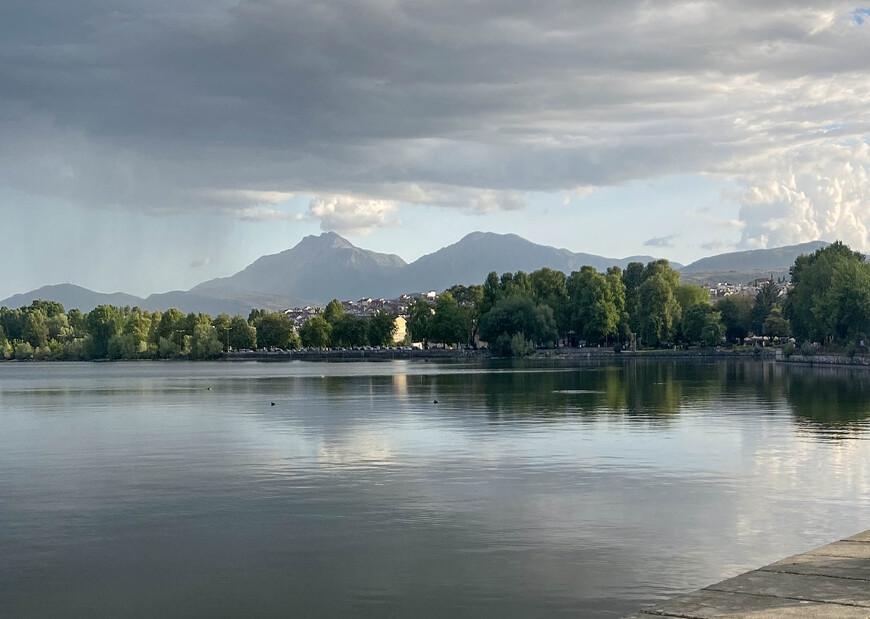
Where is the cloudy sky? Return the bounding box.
[2,1,870,298]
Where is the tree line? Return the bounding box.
[3,241,867,360]
[400,259,793,355]
[0,300,399,361]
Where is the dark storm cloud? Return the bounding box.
[2,1,870,239]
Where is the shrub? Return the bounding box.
[12,340,34,360]
[509,333,534,357]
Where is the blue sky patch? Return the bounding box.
[854,8,870,24]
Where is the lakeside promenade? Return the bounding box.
[625,530,870,618]
[223,347,776,362]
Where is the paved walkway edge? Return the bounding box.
[624,530,870,618]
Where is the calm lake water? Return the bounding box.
[1,359,869,618]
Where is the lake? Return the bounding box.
[1,359,868,617]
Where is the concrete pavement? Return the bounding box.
[625,531,870,618]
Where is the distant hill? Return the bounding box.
[3,234,834,314]
[194,231,675,301]
[193,231,407,304]
[398,232,669,294]
[0,284,143,313]
[680,241,829,274]
[139,290,293,317]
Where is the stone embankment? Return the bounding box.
[225,348,487,361]
[625,530,870,618]
[779,352,870,367]
[536,348,776,360]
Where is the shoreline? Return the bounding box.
[625,529,870,618]
[8,348,870,367]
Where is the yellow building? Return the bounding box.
[393,316,407,344]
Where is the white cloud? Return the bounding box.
[737,141,870,249]
[2,0,870,247]
[307,195,397,234]
[212,190,295,205]
[229,206,303,222]
[644,235,676,248]
[687,206,746,230]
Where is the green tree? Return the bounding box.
[248,308,268,324]
[750,281,780,334]
[505,271,534,299]
[0,327,12,360]
[323,299,346,325]
[407,297,433,343]
[13,340,35,360]
[429,292,471,345]
[481,271,503,315]
[675,284,709,316]
[22,310,50,348]
[637,273,680,346]
[531,268,569,333]
[154,308,187,349]
[229,314,257,350]
[107,333,139,360]
[368,311,397,347]
[606,266,629,341]
[785,241,867,342]
[532,303,559,345]
[29,300,65,318]
[623,262,645,333]
[332,314,368,347]
[123,309,152,356]
[681,303,724,346]
[717,295,753,344]
[762,307,792,338]
[190,323,223,359]
[47,312,72,342]
[566,267,620,344]
[814,258,870,342]
[212,313,233,350]
[446,284,484,339]
[479,296,556,347]
[0,308,24,342]
[700,318,725,347]
[643,259,680,288]
[86,305,124,359]
[255,312,298,349]
[67,309,87,337]
[299,315,332,348]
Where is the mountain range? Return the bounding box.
[1,232,829,315]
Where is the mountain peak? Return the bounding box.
[459,231,522,243]
[298,231,356,250]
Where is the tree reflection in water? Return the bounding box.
[409,359,870,437]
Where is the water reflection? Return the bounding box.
[413,360,870,436]
[1,360,869,619]
[782,365,870,437]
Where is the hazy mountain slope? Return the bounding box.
[139,290,291,316]
[0,284,143,312]
[5,235,834,313]
[680,241,829,273]
[194,231,407,302]
[398,232,669,294]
